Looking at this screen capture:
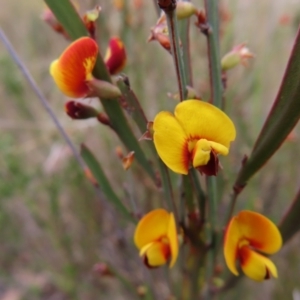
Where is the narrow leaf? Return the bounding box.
[81,144,135,223]
[235,27,300,187]
[279,187,300,244]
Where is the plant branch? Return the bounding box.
[204,0,223,108]
[159,0,188,101]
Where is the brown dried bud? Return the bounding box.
[115,146,124,159]
[136,285,147,297]
[139,122,154,141]
[65,101,99,119]
[84,167,98,186]
[97,112,111,127]
[157,0,176,12]
[41,7,69,39]
[93,263,113,277]
[122,151,135,170]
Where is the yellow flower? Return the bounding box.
[153,100,236,175]
[224,210,282,281]
[50,37,98,98]
[134,209,178,268]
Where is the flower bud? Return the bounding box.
[93,263,113,277]
[82,5,101,39]
[97,113,111,127]
[176,1,198,19]
[122,151,135,170]
[84,167,98,186]
[221,43,254,71]
[139,122,153,141]
[104,37,127,75]
[87,78,122,99]
[65,101,99,119]
[41,7,68,39]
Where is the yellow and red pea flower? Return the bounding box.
[153,100,236,176]
[50,37,98,98]
[104,37,127,75]
[224,210,282,282]
[134,209,178,268]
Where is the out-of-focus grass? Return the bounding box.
[1,0,300,299]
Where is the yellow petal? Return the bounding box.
[134,209,169,250]
[167,212,178,268]
[142,241,170,267]
[192,139,211,168]
[239,246,278,281]
[174,100,236,149]
[153,111,189,174]
[236,211,282,254]
[50,37,98,98]
[224,215,240,276]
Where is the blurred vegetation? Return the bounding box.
[1,0,300,299]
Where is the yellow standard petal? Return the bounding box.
[153,111,189,174]
[134,209,169,250]
[239,246,278,281]
[167,212,179,268]
[175,100,236,149]
[236,211,282,254]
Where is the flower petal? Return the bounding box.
[50,37,98,98]
[134,209,169,249]
[236,211,282,254]
[104,37,127,75]
[153,111,189,174]
[192,139,212,168]
[174,100,236,149]
[224,214,241,276]
[142,241,170,267]
[239,246,278,281]
[167,212,178,268]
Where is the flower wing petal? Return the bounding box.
[224,215,241,276]
[50,37,98,98]
[237,211,282,254]
[104,37,127,75]
[153,111,189,174]
[239,246,278,281]
[167,212,178,268]
[174,100,236,149]
[142,241,170,267]
[134,209,169,249]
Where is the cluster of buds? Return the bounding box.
[42,4,101,39]
[148,1,199,52]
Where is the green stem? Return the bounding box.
[204,0,223,108]
[202,176,218,300]
[158,161,178,223]
[190,170,206,222]
[165,8,188,101]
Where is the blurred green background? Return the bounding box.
[1,0,300,299]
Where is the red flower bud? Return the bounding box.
[104,37,127,75]
[65,101,99,119]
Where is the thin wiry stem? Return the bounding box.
[164,8,188,101]
[0,28,86,171]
